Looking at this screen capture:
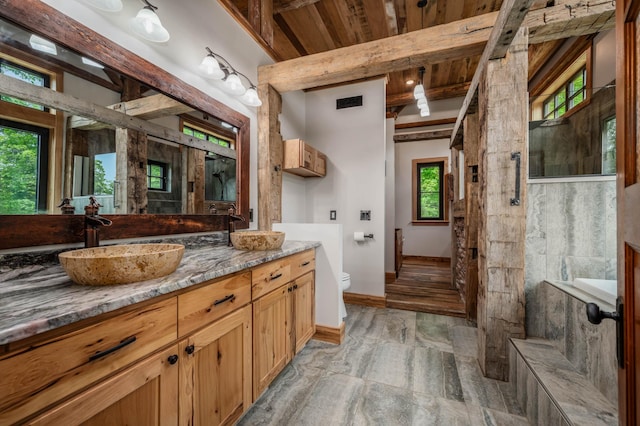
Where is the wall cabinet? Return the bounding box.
[283,138,327,177]
[252,250,316,398]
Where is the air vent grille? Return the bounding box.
[336,95,363,109]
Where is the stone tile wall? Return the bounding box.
[525,179,616,336]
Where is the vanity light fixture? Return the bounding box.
[130,0,170,43]
[82,0,123,12]
[29,35,57,55]
[199,47,262,107]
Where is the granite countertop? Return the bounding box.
[0,241,320,346]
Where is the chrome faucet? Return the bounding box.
[84,196,113,248]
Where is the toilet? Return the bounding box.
[339,272,351,319]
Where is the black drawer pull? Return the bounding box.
[301,261,311,267]
[293,284,298,290]
[270,273,283,281]
[89,336,136,362]
[213,294,236,306]
[288,287,293,293]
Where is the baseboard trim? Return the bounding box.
[343,292,386,308]
[403,255,451,263]
[313,322,345,345]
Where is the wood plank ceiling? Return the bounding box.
[220,0,562,116]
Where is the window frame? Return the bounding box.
[530,38,592,121]
[179,115,236,151]
[146,159,169,192]
[542,67,587,119]
[411,156,449,225]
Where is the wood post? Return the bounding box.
[464,112,480,323]
[116,128,148,214]
[476,28,528,381]
[257,84,283,230]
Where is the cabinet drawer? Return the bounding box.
[289,249,315,280]
[178,272,251,337]
[0,298,177,425]
[252,258,291,300]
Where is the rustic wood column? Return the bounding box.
[257,83,283,230]
[476,28,528,381]
[464,112,480,323]
[115,128,148,214]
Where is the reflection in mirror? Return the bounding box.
[0,14,242,215]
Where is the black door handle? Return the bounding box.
[586,299,624,368]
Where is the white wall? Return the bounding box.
[280,90,308,223]
[43,0,272,228]
[385,118,396,275]
[304,79,387,297]
[593,30,616,90]
[395,139,452,258]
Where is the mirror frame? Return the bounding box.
[0,1,250,250]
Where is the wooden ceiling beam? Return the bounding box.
[526,0,615,44]
[393,129,453,143]
[258,12,498,92]
[109,94,194,120]
[450,0,537,148]
[395,118,457,129]
[274,0,321,14]
[386,81,471,107]
[450,0,614,147]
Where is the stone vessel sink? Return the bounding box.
[59,244,185,286]
[230,231,285,251]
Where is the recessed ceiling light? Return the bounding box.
[81,57,105,69]
[29,34,57,55]
[405,79,415,85]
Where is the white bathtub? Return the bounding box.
[573,278,617,306]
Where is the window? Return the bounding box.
[0,58,50,111]
[0,120,49,214]
[602,116,616,175]
[543,67,587,119]
[147,160,169,191]
[183,124,232,149]
[412,157,448,223]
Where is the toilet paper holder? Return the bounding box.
[364,233,374,239]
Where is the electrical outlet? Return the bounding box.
[330,210,336,220]
[249,208,254,222]
[360,210,371,221]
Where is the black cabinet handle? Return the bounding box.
[89,336,136,362]
[288,287,292,293]
[301,261,310,267]
[185,344,195,355]
[213,294,236,306]
[167,354,179,365]
[270,273,283,281]
[293,284,298,290]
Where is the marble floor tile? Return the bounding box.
[413,346,464,402]
[455,356,509,412]
[363,342,415,389]
[467,405,530,426]
[379,308,417,345]
[324,334,378,378]
[345,305,387,341]
[415,312,458,352]
[450,325,478,358]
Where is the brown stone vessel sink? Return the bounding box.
[230,231,285,251]
[59,244,185,286]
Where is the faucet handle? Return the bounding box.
[209,203,218,214]
[228,203,237,214]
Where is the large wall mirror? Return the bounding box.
[0,2,250,249]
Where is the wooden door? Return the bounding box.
[178,305,252,426]
[618,1,640,423]
[252,284,291,399]
[292,272,315,354]
[29,345,180,426]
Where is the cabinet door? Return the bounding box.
[28,345,180,426]
[252,284,291,399]
[292,272,315,354]
[179,305,252,426]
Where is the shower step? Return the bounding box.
[509,338,617,425]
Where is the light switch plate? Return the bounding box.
[330,210,336,220]
[360,210,371,221]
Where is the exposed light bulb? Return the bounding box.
[413,84,425,100]
[131,7,170,43]
[198,55,224,80]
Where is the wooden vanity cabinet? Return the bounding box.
[178,305,252,426]
[27,344,180,426]
[283,139,327,177]
[252,250,316,399]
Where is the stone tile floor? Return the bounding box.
[238,304,530,425]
